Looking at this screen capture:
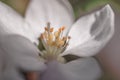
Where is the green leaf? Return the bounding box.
[69,0,120,18]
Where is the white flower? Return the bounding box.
[0,0,114,80]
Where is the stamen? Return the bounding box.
[50,28,54,32]
[39,23,71,62]
[61,26,65,31]
[45,27,48,31]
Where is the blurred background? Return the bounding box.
[0,0,120,80]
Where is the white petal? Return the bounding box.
[62,4,114,57]
[41,58,101,80]
[0,2,24,35]
[0,35,46,80]
[25,0,75,39]
[0,2,36,43]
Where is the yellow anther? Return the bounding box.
[62,37,67,41]
[58,40,64,46]
[50,28,54,32]
[61,26,65,31]
[48,34,53,41]
[54,31,60,38]
[55,38,64,47]
[58,28,62,32]
[45,27,48,31]
[40,23,70,49]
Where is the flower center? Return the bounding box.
[39,23,70,63]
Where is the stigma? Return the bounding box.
[39,22,70,63]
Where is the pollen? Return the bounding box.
[40,23,70,48]
[39,22,71,63]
